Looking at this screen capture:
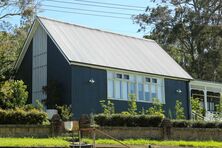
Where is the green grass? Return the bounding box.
[0,138,70,147]
[83,138,222,147]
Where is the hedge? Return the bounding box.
[171,120,222,128]
[0,108,47,124]
[171,120,191,128]
[94,114,164,127]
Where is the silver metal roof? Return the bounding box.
[38,17,192,80]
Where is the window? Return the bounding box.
[107,71,165,103]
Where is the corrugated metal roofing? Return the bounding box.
[38,17,192,80]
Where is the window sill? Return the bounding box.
[108,97,165,104]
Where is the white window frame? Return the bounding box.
[107,70,165,104]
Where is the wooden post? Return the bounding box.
[93,128,96,148]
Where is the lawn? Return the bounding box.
[1,137,222,147]
[83,138,222,147]
[0,138,70,147]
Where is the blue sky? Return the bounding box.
[36,0,152,38]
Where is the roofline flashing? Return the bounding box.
[70,61,193,81]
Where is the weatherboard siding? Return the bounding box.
[47,36,72,106]
[164,79,190,119]
[32,26,47,104]
[16,40,33,104]
[71,65,190,119]
[71,65,107,119]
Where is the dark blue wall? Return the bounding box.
[164,79,190,119]
[16,40,33,103]
[71,65,190,119]
[71,65,107,119]
[47,36,72,105]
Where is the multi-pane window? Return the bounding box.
[107,71,165,103]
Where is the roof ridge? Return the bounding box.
[37,16,155,43]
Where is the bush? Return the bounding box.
[0,80,28,109]
[191,121,207,128]
[217,122,222,128]
[205,121,218,128]
[175,100,185,119]
[146,98,164,117]
[0,108,47,124]
[94,114,164,127]
[171,120,190,128]
[56,105,73,121]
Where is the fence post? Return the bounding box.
[51,114,63,136]
[162,118,172,140]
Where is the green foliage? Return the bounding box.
[56,105,73,121]
[175,100,185,119]
[0,108,47,124]
[35,100,45,111]
[146,98,164,116]
[214,94,222,120]
[128,94,137,115]
[83,138,222,148]
[134,0,222,81]
[191,97,205,117]
[0,80,28,109]
[94,114,164,127]
[42,80,62,109]
[99,99,115,115]
[0,138,69,147]
[171,120,190,128]
[168,109,173,119]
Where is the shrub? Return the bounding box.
[94,114,164,127]
[99,100,115,115]
[146,98,164,117]
[56,105,73,121]
[0,80,28,109]
[136,115,163,127]
[0,108,47,124]
[171,120,190,128]
[205,121,218,128]
[216,122,222,128]
[191,97,205,116]
[128,94,137,115]
[175,100,185,119]
[94,114,111,126]
[191,121,207,128]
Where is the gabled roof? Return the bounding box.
[15,16,193,80]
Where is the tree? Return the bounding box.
[134,0,222,81]
[128,94,137,115]
[0,0,41,83]
[0,0,40,24]
[175,100,185,119]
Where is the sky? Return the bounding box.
[35,0,152,38]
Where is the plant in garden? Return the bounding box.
[99,99,115,115]
[175,100,185,119]
[146,98,164,117]
[214,94,222,120]
[191,97,205,117]
[56,105,73,121]
[35,100,45,111]
[0,80,28,109]
[128,94,137,115]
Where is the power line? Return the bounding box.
[72,0,146,9]
[42,4,134,16]
[40,8,131,20]
[44,0,144,11]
